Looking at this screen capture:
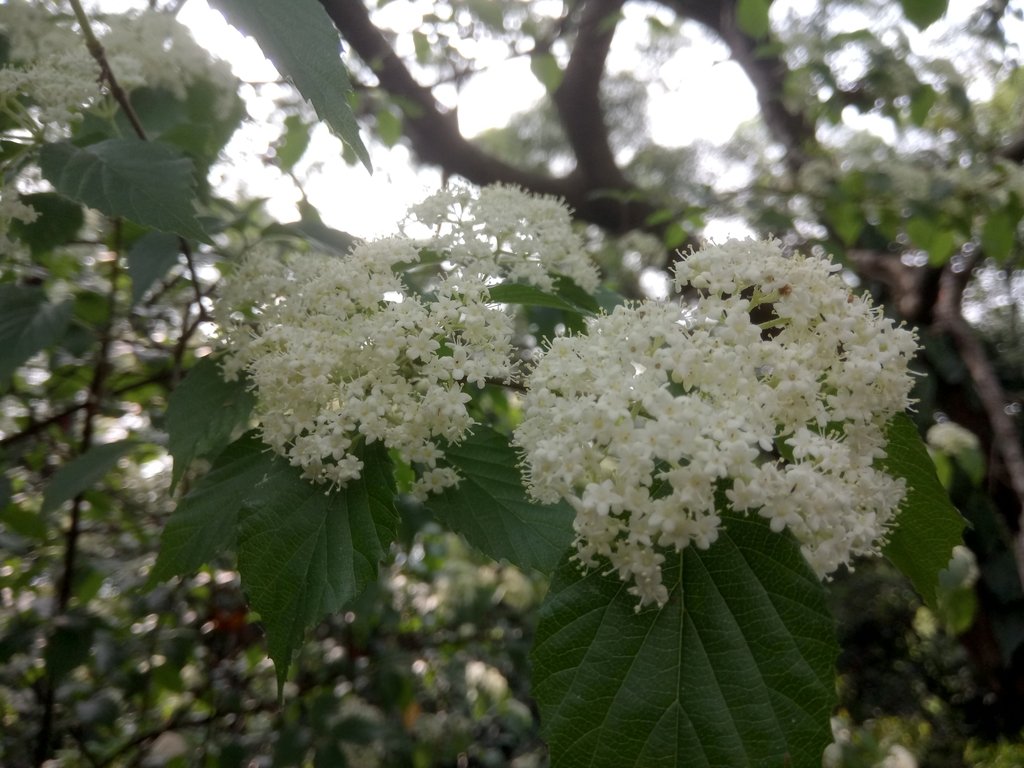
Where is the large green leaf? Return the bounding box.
[42,440,135,514]
[150,433,272,584]
[881,414,965,609]
[426,426,575,573]
[238,442,399,688]
[166,357,255,491]
[39,139,207,241]
[0,284,73,384]
[532,513,837,768]
[127,231,182,305]
[209,0,370,171]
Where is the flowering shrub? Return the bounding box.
[201,185,963,765]
[0,2,970,766]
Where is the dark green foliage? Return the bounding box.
[426,426,575,573]
[165,357,255,491]
[533,514,838,768]
[0,284,73,384]
[39,139,208,241]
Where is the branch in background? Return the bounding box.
[552,0,626,183]
[0,370,173,451]
[664,0,816,171]
[319,0,665,235]
[935,257,1024,589]
[552,0,657,231]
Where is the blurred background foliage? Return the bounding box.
[2,0,1024,765]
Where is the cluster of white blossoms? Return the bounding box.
[220,235,519,498]
[0,3,236,129]
[221,186,604,497]
[405,184,601,293]
[515,239,918,607]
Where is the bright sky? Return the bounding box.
[99,0,1021,240]
[174,0,765,239]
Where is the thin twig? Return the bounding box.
[67,0,208,318]
[67,0,148,141]
[0,371,173,450]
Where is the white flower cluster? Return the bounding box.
[0,48,99,126]
[0,3,236,129]
[220,236,517,498]
[0,1,81,63]
[515,239,918,607]
[405,184,601,294]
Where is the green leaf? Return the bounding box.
[736,0,772,38]
[530,52,564,93]
[905,216,932,249]
[926,230,957,266]
[909,84,937,126]
[210,0,370,171]
[981,206,1020,264]
[0,285,73,384]
[532,513,837,768]
[486,283,594,316]
[150,433,272,584]
[411,30,432,64]
[9,193,84,255]
[881,414,965,609]
[663,221,688,250]
[42,440,134,515]
[44,612,96,679]
[238,442,398,688]
[166,357,255,491]
[900,0,948,30]
[829,201,864,246]
[375,108,403,148]
[553,275,601,314]
[127,231,181,305]
[39,139,207,241]
[262,217,360,255]
[0,505,48,541]
[906,217,957,266]
[426,426,575,574]
[275,114,312,172]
